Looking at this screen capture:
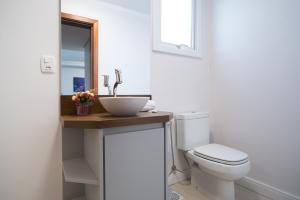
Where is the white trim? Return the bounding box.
[236,184,270,200]
[152,0,203,58]
[236,176,300,200]
[61,60,85,67]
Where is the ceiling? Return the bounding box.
[61,24,90,51]
[99,0,150,14]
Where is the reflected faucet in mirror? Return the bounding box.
[102,75,112,95]
[113,68,123,97]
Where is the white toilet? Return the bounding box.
[176,112,250,200]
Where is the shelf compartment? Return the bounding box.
[63,158,98,185]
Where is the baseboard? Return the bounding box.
[236,177,300,200]
[236,184,270,200]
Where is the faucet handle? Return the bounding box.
[115,68,123,84]
[102,75,110,87]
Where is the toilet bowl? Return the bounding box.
[187,144,250,200]
[175,112,250,200]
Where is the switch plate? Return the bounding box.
[40,55,55,73]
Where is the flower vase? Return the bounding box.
[76,103,90,116]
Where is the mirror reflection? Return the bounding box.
[61,22,92,94]
[60,0,151,95]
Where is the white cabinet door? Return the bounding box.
[104,128,165,200]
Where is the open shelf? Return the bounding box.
[63,158,98,185]
[72,196,86,200]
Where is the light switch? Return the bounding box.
[40,55,56,73]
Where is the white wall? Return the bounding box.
[210,0,300,197]
[61,0,151,95]
[151,0,211,183]
[0,0,61,199]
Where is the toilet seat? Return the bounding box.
[187,151,250,181]
[193,144,249,166]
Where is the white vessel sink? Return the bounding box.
[99,97,148,116]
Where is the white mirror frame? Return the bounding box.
[152,0,203,58]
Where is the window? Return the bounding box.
[152,0,202,58]
[161,0,193,47]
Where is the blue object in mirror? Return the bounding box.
[73,77,85,92]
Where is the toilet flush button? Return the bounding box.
[40,55,55,73]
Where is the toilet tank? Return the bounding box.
[176,112,209,151]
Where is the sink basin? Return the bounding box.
[99,97,148,116]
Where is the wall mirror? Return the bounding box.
[60,0,151,95]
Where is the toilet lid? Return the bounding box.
[193,144,249,165]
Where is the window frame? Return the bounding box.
[152,0,203,58]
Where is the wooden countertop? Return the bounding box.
[61,111,173,129]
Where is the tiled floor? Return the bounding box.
[171,180,210,200]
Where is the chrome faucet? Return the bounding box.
[113,68,123,97]
[102,75,112,95]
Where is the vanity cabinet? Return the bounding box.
[104,126,165,200]
[61,112,172,200]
